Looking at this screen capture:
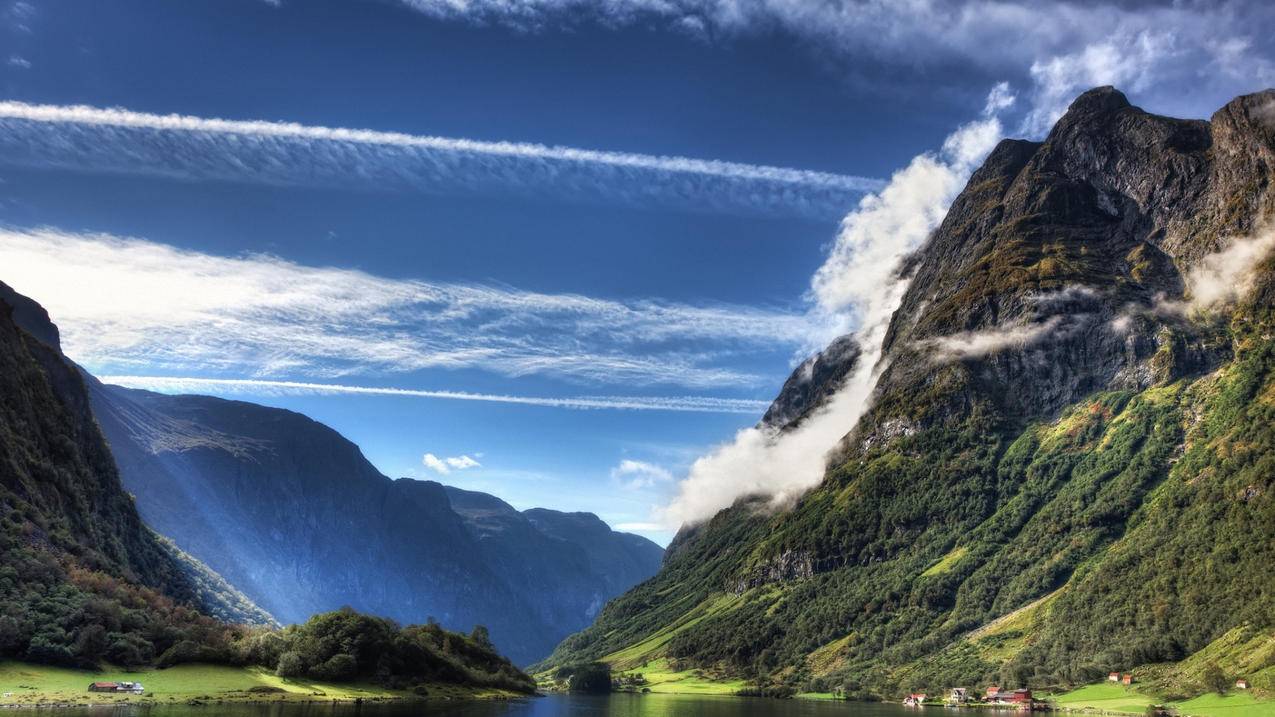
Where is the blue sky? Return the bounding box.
[2,0,1273,544]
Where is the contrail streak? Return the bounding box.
[0,101,882,219]
[101,375,772,415]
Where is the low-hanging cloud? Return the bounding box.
[1183,230,1275,310]
[657,85,1014,527]
[922,287,1100,362]
[0,227,813,389]
[923,315,1066,362]
[98,376,772,414]
[0,101,881,220]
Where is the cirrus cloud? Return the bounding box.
[0,227,814,390]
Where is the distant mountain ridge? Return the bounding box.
[83,378,662,665]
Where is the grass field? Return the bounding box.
[1048,681,1273,717]
[0,661,518,705]
[1048,682,1155,713]
[616,658,747,695]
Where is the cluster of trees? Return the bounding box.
[551,662,612,693]
[0,548,533,693]
[239,609,532,692]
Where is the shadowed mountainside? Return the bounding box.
[84,378,662,666]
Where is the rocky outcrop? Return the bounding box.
[761,335,861,429]
[864,87,1275,435]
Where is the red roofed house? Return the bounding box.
[995,689,1033,709]
[1122,674,1134,685]
[88,682,119,693]
[1236,679,1249,690]
[986,686,1002,699]
[904,693,927,706]
[1108,672,1121,682]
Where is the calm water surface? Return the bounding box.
[2,696,925,717]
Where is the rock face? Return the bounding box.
[540,88,1275,694]
[86,379,662,665]
[761,335,861,429]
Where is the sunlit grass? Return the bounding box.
[0,661,516,705]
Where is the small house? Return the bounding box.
[985,685,1002,699]
[948,687,969,703]
[118,682,144,694]
[1122,673,1134,685]
[1108,672,1121,683]
[88,682,119,693]
[1235,679,1249,690]
[904,693,927,706]
[1003,688,1032,705]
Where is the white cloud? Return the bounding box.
[422,453,450,474]
[0,228,813,389]
[923,316,1065,362]
[0,101,880,220]
[614,521,665,532]
[98,376,772,414]
[1022,31,1175,136]
[1183,230,1275,310]
[422,452,481,474]
[658,85,1013,527]
[610,459,674,489]
[6,55,30,69]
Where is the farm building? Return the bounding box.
[1108,672,1121,682]
[1236,679,1249,690]
[1122,674,1134,685]
[86,681,144,694]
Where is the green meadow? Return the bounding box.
[0,661,519,706]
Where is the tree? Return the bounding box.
[1201,662,1229,696]
[470,625,492,649]
[276,651,305,678]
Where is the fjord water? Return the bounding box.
[1,698,922,717]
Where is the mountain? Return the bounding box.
[540,87,1275,700]
[86,379,662,665]
[445,485,663,632]
[0,281,258,666]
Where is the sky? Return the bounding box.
[1,0,1273,545]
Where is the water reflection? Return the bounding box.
[0,695,921,717]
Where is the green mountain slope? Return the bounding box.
[0,280,234,667]
[539,87,1275,701]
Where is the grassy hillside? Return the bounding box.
[541,339,1274,699]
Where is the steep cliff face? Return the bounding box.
[0,282,254,667]
[541,88,1275,697]
[87,379,663,665]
